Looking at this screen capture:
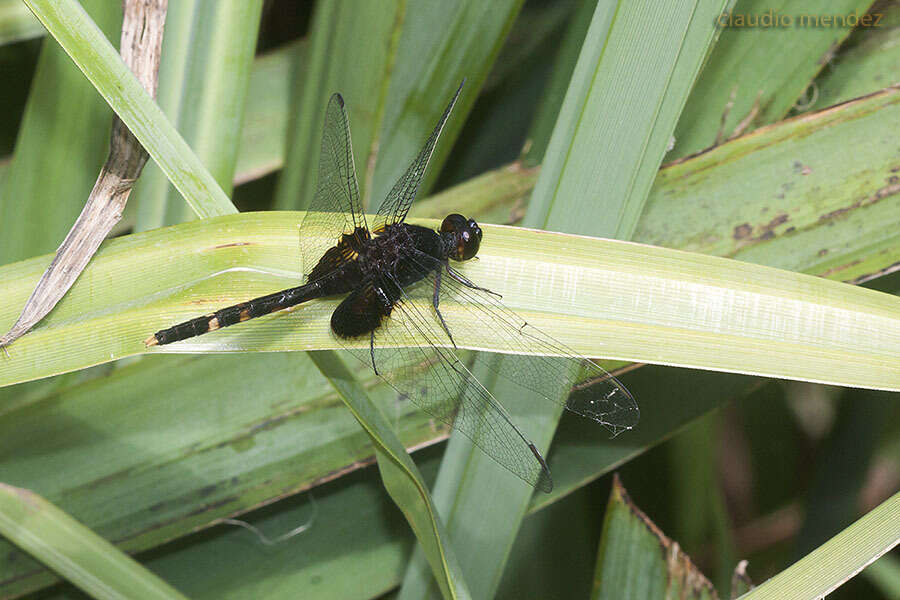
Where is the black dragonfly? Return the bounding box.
[145,82,639,492]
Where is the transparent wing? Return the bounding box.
[387,249,640,435]
[372,81,464,231]
[333,272,553,492]
[300,93,369,281]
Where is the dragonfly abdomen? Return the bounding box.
[145,282,326,347]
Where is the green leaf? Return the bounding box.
[0,484,188,600]
[307,351,471,600]
[591,476,717,599]
[134,457,443,600]
[739,491,900,599]
[23,0,236,218]
[639,85,900,283]
[669,0,873,158]
[2,213,897,389]
[133,0,262,230]
[526,0,727,239]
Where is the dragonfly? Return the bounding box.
[145,82,639,492]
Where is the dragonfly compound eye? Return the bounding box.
[457,221,481,261]
[441,213,467,233]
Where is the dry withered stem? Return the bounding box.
[0,0,168,348]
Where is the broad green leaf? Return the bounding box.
[669,0,873,159]
[308,352,471,600]
[23,0,236,218]
[1,213,896,389]
[135,457,445,600]
[1,366,755,599]
[640,85,900,282]
[739,491,900,599]
[133,0,262,230]
[0,484,188,600]
[591,476,717,599]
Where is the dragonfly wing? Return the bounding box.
[372,81,464,231]
[398,258,640,435]
[334,271,553,492]
[301,93,369,282]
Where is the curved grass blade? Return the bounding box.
[0,484,188,600]
[738,491,900,599]
[308,351,472,600]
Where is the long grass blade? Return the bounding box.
[0,484,188,600]
[739,491,900,599]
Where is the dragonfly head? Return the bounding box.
[441,213,482,262]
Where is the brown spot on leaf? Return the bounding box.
[733,223,753,240]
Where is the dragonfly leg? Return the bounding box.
[433,268,457,349]
[445,264,501,298]
[370,330,378,375]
